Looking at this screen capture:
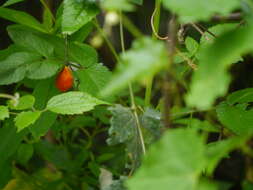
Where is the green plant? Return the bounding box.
[0,0,253,190]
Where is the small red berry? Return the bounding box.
[56,66,73,92]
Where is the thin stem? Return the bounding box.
[145,0,162,107]
[64,34,69,64]
[0,93,16,100]
[93,19,120,63]
[122,14,143,38]
[119,12,146,155]
[191,23,211,41]
[129,84,146,155]
[152,0,162,40]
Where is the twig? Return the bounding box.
[196,23,217,38]
[119,12,146,155]
[212,12,242,21]
[162,16,177,129]
[191,22,211,41]
[151,8,169,40]
[93,19,121,63]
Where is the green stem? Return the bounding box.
[144,0,162,107]
[93,19,120,63]
[122,14,143,38]
[152,0,162,39]
[0,93,16,100]
[119,12,146,155]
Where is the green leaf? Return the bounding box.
[15,111,41,132]
[101,37,168,97]
[42,8,53,32]
[0,160,12,188]
[0,51,41,71]
[174,118,219,133]
[30,78,58,139]
[102,0,136,11]
[186,25,253,109]
[0,66,26,85]
[7,25,54,57]
[140,108,163,145]
[70,22,94,42]
[0,7,46,32]
[46,91,108,115]
[62,0,99,34]
[2,0,25,7]
[26,59,62,80]
[107,104,142,169]
[8,95,35,110]
[227,88,253,105]
[205,136,247,175]
[216,102,253,135]
[8,25,98,67]
[0,119,27,166]
[0,106,9,120]
[107,105,136,145]
[34,141,72,170]
[32,77,59,110]
[77,63,112,96]
[185,37,199,56]
[16,143,34,165]
[0,51,41,85]
[162,0,240,23]
[29,111,57,139]
[127,128,208,190]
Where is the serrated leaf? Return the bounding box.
[46,91,108,115]
[107,104,142,169]
[162,0,240,23]
[0,106,9,120]
[8,25,98,67]
[227,88,253,105]
[26,59,62,80]
[77,63,112,96]
[140,108,163,145]
[107,105,136,145]
[185,37,199,56]
[101,37,168,97]
[62,0,99,34]
[186,25,253,109]
[7,25,54,57]
[15,111,41,132]
[2,0,25,7]
[127,128,208,190]
[8,95,35,110]
[0,7,46,32]
[216,102,253,135]
[0,52,41,71]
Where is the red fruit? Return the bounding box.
[56,66,73,92]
